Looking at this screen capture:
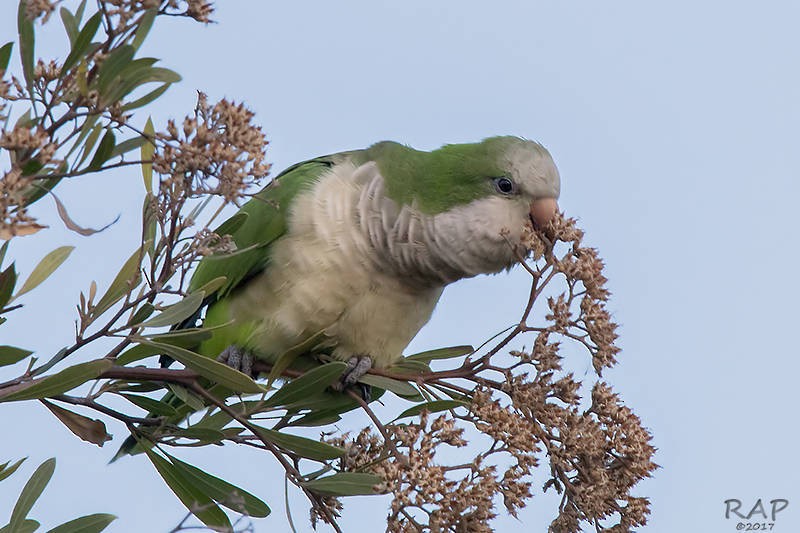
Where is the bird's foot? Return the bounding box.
[217,346,258,379]
[331,355,372,401]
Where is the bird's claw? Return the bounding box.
[332,355,373,401]
[217,346,258,379]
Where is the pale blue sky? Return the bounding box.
[2,1,799,531]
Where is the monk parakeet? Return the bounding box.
[174,136,560,388]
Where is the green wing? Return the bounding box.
[189,152,352,300]
[115,152,351,460]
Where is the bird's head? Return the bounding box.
[364,136,562,283]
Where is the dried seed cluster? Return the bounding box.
[321,215,656,532]
[154,92,270,204]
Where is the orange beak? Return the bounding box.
[530,198,559,229]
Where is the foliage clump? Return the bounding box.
[0,2,655,532]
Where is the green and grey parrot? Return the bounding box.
[114,136,561,459]
[180,136,561,387]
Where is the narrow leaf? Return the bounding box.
[9,458,56,531]
[93,244,145,318]
[0,265,17,309]
[264,362,346,408]
[17,1,35,89]
[254,427,345,461]
[135,291,205,328]
[59,8,79,44]
[42,400,112,446]
[62,12,102,72]
[358,374,420,397]
[141,117,154,194]
[0,519,38,533]
[0,42,13,73]
[86,129,116,171]
[148,342,263,394]
[46,513,116,533]
[127,302,154,325]
[0,346,33,367]
[302,472,382,496]
[131,9,157,51]
[0,240,9,267]
[0,360,113,402]
[109,135,147,159]
[15,246,74,298]
[120,82,170,112]
[167,454,270,517]
[120,394,177,416]
[54,190,119,235]
[406,345,474,362]
[395,400,469,420]
[143,448,231,531]
[0,458,26,482]
[97,45,135,93]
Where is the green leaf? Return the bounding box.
[302,472,382,496]
[62,12,102,72]
[0,360,113,402]
[0,264,16,309]
[9,457,56,531]
[0,346,31,367]
[148,342,263,394]
[406,345,473,362]
[141,193,156,259]
[213,212,249,237]
[395,400,469,420]
[0,519,39,533]
[15,246,74,298]
[120,394,177,416]
[143,67,181,84]
[288,409,343,428]
[74,0,87,23]
[127,302,154,325]
[97,45,136,94]
[254,426,345,461]
[0,240,9,267]
[120,82,170,112]
[42,400,111,447]
[167,454,270,517]
[0,457,26,482]
[109,135,147,159]
[46,513,116,533]
[60,7,79,44]
[114,343,158,366]
[264,362,346,408]
[389,359,431,375]
[75,123,103,169]
[141,117,154,194]
[17,1,34,89]
[143,448,231,531]
[170,427,226,444]
[93,244,144,318]
[135,291,205,328]
[131,9,157,51]
[358,374,420,397]
[267,331,326,386]
[167,384,205,411]
[0,42,13,73]
[86,129,116,172]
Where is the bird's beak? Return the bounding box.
[530,197,559,229]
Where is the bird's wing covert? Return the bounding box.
[188,153,348,299]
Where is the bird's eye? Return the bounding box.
[493,177,517,195]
